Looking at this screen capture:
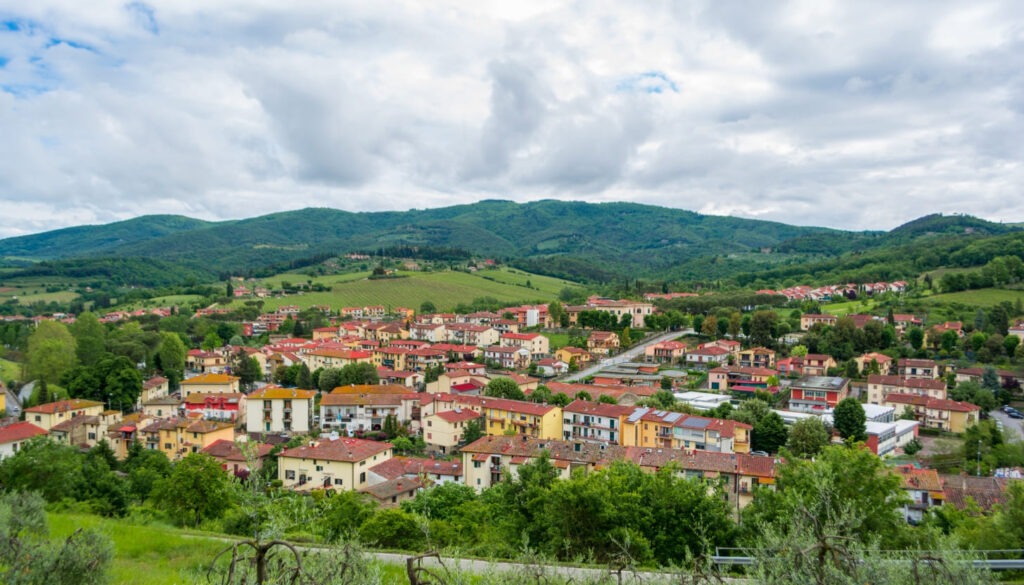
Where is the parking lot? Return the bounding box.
[991,407,1024,439]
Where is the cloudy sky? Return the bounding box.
[2,1,1023,238]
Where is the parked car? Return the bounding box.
[1009,411,1024,419]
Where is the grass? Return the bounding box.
[920,288,1024,308]
[819,298,878,316]
[544,332,571,350]
[113,294,205,311]
[230,268,581,312]
[0,357,22,383]
[46,513,419,585]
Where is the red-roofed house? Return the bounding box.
[587,331,620,356]
[422,407,483,454]
[499,332,550,358]
[645,340,688,364]
[685,345,730,366]
[0,422,48,459]
[562,400,634,444]
[202,439,274,479]
[277,437,393,491]
[882,394,980,433]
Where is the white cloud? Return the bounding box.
[1,0,1023,238]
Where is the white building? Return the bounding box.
[245,387,315,434]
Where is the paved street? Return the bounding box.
[990,408,1024,440]
[559,329,693,383]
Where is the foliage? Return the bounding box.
[785,417,831,458]
[70,311,107,367]
[0,437,86,503]
[357,509,425,551]
[0,491,114,585]
[26,320,77,384]
[752,412,788,454]
[484,377,525,400]
[338,362,379,386]
[153,453,233,527]
[832,397,867,443]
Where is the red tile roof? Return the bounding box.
[25,399,104,414]
[0,421,48,443]
[279,437,392,463]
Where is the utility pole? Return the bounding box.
[977,440,982,476]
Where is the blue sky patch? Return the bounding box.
[616,71,680,94]
[126,2,159,35]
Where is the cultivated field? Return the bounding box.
[921,288,1024,308]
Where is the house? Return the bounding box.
[738,347,776,369]
[882,395,980,433]
[954,368,1022,388]
[866,375,947,405]
[565,299,654,328]
[1010,321,1024,339]
[684,345,730,366]
[499,333,550,359]
[139,417,236,461]
[533,358,568,377]
[372,346,410,371]
[863,419,919,457]
[24,399,105,431]
[483,346,532,370]
[554,346,593,367]
[361,476,428,508]
[897,359,939,380]
[422,408,483,454]
[587,331,620,356]
[140,376,170,404]
[788,376,850,412]
[892,314,923,331]
[320,385,420,435]
[376,368,423,388]
[246,386,316,435]
[776,356,803,377]
[477,397,562,440]
[303,349,374,371]
[405,348,448,372]
[562,400,634,445]
[855,352,894,375]
[186,350,228,373]
[425,371,490,395]
[142,395,182,419]
[180,373,241,398]
[368,456,463,486]
[707,366,775,392]
[202,439,274,479]
[183,393,245,422]
[800,354,836,376]
[941,475,1014,511]
[105,413,152,460]
[49,410,120,448]
[0,422,48,460]
[620,407,752,454]
[409,323,447,342]
[800,314,837,331]
[893,465,944,524]
[277,436,393,492]
[446,324,499,348]
[646,340,689,364]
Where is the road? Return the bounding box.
[990,408,1024,440]
[559,329,693,382]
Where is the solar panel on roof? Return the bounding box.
[683,418,711,429]
[664,412,682,423]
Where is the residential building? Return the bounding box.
[180,373,241,398]
[183,393,246,422]
[186,349,228,373]
[446,324,500,347]
[303,349,374,371]
[142,395,182,419]
[864,420,919,457]
[24,399,104,431]
[587,331,620,356]
[0,422,48,460]
[140,376,170,404]
[620,407,751,453]
[800,314,837,330]
[882,394,980,433]
[139,418,236,461]
[898,358,940,379]
[49,410,120,448]
[562,400,634,444]
[855,352,894,375]
[866,375,947,405]
[320,385,420,435]
[483,346,531,370]
[738,347,776,369]
[893,466,944,524]
[646,340,688,364]
[707,366,775,392]
[478,397,562,440]
[499,332,550,359]
[361,476,428,508]
[684,345,730,366]
[277,436,393,491]
[246,387,316,434]
[554,346,593,367]
[801,354,836,376]
[368,455,463,486]
[422,408,482,454]
[202,439,274,479]
[788,376,850,412]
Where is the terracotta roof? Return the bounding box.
[25,399,104,414]
[940,475,1014,511]
[563,399,634,418]
[329,384,412,395]
[321,392,418,407]
[143,376,169,389]
[885,394,980,412]
[201,439,274,461]
[182,373,239,385]
[369,456,463,480]
[49,415,100,432]
[186,420,235,434]
[279,437,391,462]
[362,476,428,500]
[433,409,482,423]
[894,466,943,492]
[248,386,316,400]
[898,358,938,368]
[867,375,946,390]
[307,349,373,359]
[0,421,48,443]
[184,392,245,405]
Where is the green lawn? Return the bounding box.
[921,288,1024,308]
[544,332,571,350]
[0,357,22,383]
[231,268,581,312]
[819,298,878,316]
[114,294,205,311]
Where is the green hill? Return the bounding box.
[0,202,1019,286]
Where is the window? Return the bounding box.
[427,420,432,427]
[315,465,324,472]
[34,415,41,422]
[164,443,172,450]
[473,461,481,469]
[334,478,343,485]
[427,433,432,439]
[285,470,295,480]
[359,472,366,484]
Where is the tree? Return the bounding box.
[70,311,106,367]
[701,315,718,337]
[753,411,788,454]
[484,377,525,400]
[98,355,143,410]
[730,398,771,426]
[0,437,85,502]
[27,320,77,385]
[419,301,437,314]
[749,310,778,348]
[337,362,379,386]
[358,509,425,551]
[201,331,223,351]
[833,397,867,443]
[1005,335,1020,359]
[899,405,917,420]
[549,392,572,407]
[153,453,233,526]
[157,331,187,380]
[598,394,618,404]
[0,491,114,585]
[786,417,830,458]
[318,367,343,392]
[295,363,312,389]
[461,418,483,445]
[906,327,924,351]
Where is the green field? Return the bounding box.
[544,332,570,349]
[0,357,22,383]
[114,294,205,311]
[820,298,879,316]
[921,288,1024,308]
[232,268,581,312]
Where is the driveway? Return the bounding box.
[990,408,1024,440]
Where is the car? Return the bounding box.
[1009,411,1024,419]
[750,450,770,457]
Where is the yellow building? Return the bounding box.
[302,349,374,371]
[882,394,980,433]
[277,436,393,491]
[181,373,241,398]
[24,399,105,431]
[140,417,235,461]
[477,397,562,440]
[422,408,483,455]
[620,408,751,454]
